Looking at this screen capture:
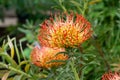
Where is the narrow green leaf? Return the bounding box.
[14,38,21,64]
[7,36,15,59]
[55,51,68,56]
[24,64,30,73]
[19,39,26,60]
[13,75,23,80]
[2,71,10,80]
[0,62,31,78]
[18,60,29,68]
[0,52,17,67]
[47,60,67,64]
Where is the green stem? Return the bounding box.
[82,0,88,16]
[0,52,17,67]
[93,37,110,71]
[58,0,67,12]
[19,40,26,61]
[70,58,80,80]
[0,62,31,78]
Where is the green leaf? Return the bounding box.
[24,64,30,73]
[7,36,15,59]
[18,60,29,68]
[55,51,68,56]
[0,62,31,78]
[14,38,21,64]
[2,71,10,80]
[47,60,67,64]
[13,75,23,80]
[0,52,17,67]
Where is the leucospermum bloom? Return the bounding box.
[30,46,68,69]
[102,72,120,80]
[38,13,92,48]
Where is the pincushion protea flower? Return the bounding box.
[101,72,120,80]
[38,13,92,48]
[30,46,68,69]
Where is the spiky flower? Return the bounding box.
[38,13,92,48]
[102,72,120,80]
[30,46,68,69]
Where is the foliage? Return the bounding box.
[0,0,56,22]
[0,0,120,80]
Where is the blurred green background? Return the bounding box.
[0,0,120,80]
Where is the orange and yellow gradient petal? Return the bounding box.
[102,72,120,80]
[30,47,68,69]
[38,13,92,48]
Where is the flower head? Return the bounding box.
[38,13,92,48]
[102,72,120,80]
[30,46,68,69]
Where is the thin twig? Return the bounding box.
[92,36,110,71]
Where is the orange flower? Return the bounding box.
[102,72,120,80]
[38,13,92,48]
[30,46,68,69]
